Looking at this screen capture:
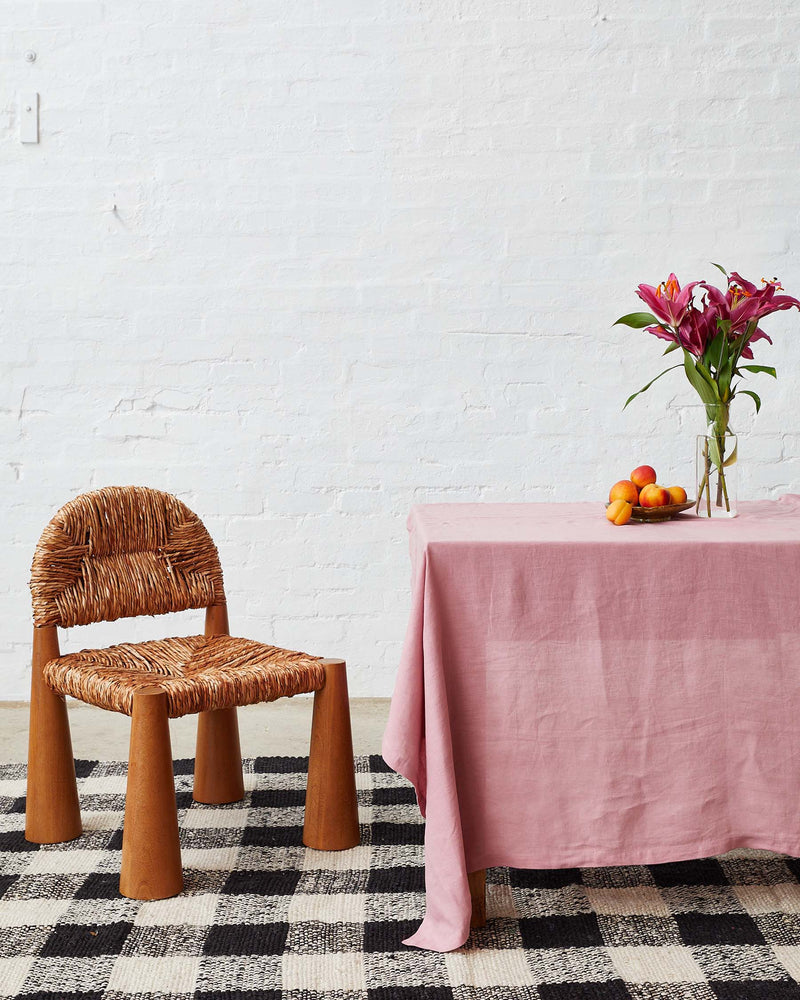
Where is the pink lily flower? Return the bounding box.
[642,301,715,358]
[682,303,718,357]
[636,274,701,330]
[643,324,678,346]
[702,274,800,336]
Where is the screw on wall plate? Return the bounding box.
[20,92,39,143]
[24,50,37,63]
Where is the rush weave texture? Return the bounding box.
[42,635,325,718]
[30,486,226,628]
[3,755,800,999]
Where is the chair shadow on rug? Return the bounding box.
[25,485,359,900]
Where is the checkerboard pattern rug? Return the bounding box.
[2,756,800,999]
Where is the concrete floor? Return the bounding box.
[0,697,391,763]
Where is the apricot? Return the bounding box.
[608,480,639,505]
[666,485,687,504]
[639,484,671,508]
[630,465,657,489]
[606,499,633,525]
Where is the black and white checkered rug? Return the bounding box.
[2,756,800,999]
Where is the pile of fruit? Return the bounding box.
[606,466,687,525]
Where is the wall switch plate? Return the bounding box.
[20,92,39,143]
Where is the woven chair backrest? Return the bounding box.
[30,486,226,628]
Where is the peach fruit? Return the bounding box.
[630,465,657,489]
[639,484,671,508]
[608,480,639,505]
[606,499,633,525]
[667,485,687,504]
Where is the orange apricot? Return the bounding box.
[606,499,633,525]
[639,484,671,508]
[666,485,687,504]
[609,480,639,505]
[630,465,657,489]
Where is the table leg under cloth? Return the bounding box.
[468,869,486,927]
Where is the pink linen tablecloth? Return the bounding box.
[382,498,800,951]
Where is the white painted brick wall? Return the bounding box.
[2,0,799,699]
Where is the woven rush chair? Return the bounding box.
[26,486,359,900]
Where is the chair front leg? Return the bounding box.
[303,658,360,851]
[120,687,183,900]
[26,626,81,844]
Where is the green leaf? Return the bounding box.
[731,319,759,366]
[694,357,722,402]
[739,388,762,413]
[705,428,737,469]
[723,439,738,468]
[623,364,683,410]
[694,358,719,392]
[738,364,777,378]
[716,340,734,400]
[704,329,728,372]
[613,312,658,329]
[662,342,680,355]
[715,316,731,336]
[683,351,719,406]
[709,435,722,470]
[718,361,734,402]
[702,331,732,403]
[710,262,729,278]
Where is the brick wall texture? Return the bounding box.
[2,0,799,698]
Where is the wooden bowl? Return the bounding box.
[629,500,695,522]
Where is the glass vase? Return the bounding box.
[696,404,737,517]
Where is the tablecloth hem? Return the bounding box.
[402,836,800,953]
[464,836,800,874]
[401,921,470,953]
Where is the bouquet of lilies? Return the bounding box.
[615,265,800,514]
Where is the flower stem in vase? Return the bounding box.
[696,443,709,515]
[715,433,726,509]
[698,439,712,517]
[720,464,730,511]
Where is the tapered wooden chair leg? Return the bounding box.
[204,603,230,638]
[26,626,81,844]
[120,687,183,900]
[303,658,360,851]
[469,869,487,927]
[194,707,244,804]
[194,603,244,804]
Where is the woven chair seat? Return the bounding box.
[43,635,326,719]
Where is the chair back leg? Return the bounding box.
[194,706,245,804]
[26,626,81,844]
[120,687,183,900]
[193,603,245,804]
[303,658,360,851]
